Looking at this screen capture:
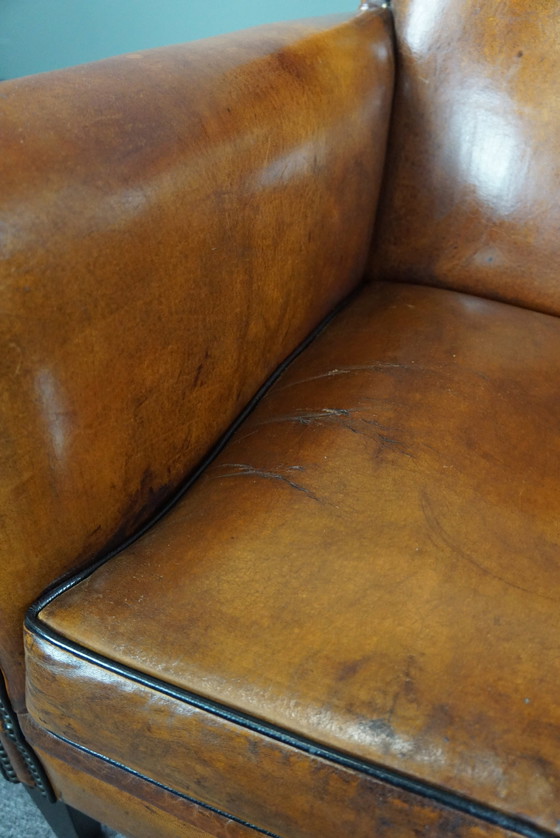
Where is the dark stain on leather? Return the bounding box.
[337,654,376,682]
[275,48,311,84]
[100,469,176,557]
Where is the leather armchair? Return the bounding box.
[2,1,559,836]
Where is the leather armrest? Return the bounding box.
[0,9,393,704]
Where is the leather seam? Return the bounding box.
[38,728,283,838]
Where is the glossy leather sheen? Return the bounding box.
[29,282,560,835]
[368,0,560,315]
[0,10,393,707]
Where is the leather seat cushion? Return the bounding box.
[26,282,560,837]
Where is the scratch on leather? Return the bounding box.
[256,408,353,426]
[420,491,557,603]
[217,463,322,502]
[278,363,420,390]
[236,407,413,459]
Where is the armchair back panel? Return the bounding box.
[368,0,560,315]
[0,10,394,707]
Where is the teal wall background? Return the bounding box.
[0,0,356,79]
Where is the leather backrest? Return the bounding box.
[369,0,560,315]
[0,10,393,706]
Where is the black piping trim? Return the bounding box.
[23,281,556,838]
[44,730,283,838]
[28,290,352,616]
[26,619,555,838]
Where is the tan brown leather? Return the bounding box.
[26,636,517,838]
[0,9,393,707]
[28,282,560,834]
[368,0,560,315]
[22,717,239,838]
[24,718,518,838]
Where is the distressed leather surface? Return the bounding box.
[25,636,522,838]
[28,282,560,835]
